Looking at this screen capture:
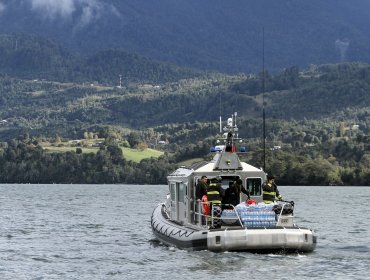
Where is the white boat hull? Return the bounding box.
[151,204,317,253]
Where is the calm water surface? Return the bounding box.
[0,184,369,280]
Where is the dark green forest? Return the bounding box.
[0,137,173,184]
[1,35,370,185]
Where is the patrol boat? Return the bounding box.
[151,113,317,252]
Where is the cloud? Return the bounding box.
[30,0,76,19]
[0,2,6,15]
[28,0,120,27]
[335,39,350,62]
[76,0,105,28]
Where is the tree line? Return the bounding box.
[0,137,174,184]
[1,127,370,185]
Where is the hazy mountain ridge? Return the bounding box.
[0,34,202,84]
[1,0,370,73]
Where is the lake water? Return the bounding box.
[0,184,369,280]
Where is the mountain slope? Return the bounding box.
[1,62,370,140]
[0,0,370,73]
[0,34,201,84]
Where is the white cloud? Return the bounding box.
[30,0,76,19]
[76,0,104,28]
[335,39,350,62]
[0,2,6,15]
[28,0,120,27]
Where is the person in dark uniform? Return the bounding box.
[207,176,224,229]
[223,178,251,208]
[262,175,283,204]
[195,175,208,200]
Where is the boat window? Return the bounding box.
[170,183,176,201]
[178,182,186,203]
[218,176,236,190]
[220,180,232,190]
[246,178,262,196]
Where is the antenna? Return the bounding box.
[118,74,122,88]
[219,91,222,133]
[262,27,266,171]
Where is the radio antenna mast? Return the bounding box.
[219,91,222,133]
[262,27,266,171]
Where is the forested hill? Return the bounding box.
[0,61,370,140]
[231,63,370,120]
[1,1,370,73]
[0,34,202,84]
[1,60,370,185]
[2,2,370,185]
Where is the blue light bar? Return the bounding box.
[240,147,248,152]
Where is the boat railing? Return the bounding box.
[195,201,243,228]
[195,201,296,229]
[275,201,294,226]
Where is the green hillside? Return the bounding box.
[1,57,370,184]
[1,61,370,139]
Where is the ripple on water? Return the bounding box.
[337,245,370,253]
[0,184,369,280]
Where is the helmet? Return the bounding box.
[267,175,275,180]
[236,178,243,185]
[211,176,222,182]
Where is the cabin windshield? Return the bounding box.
[220,178,234,190]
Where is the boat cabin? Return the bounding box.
[167,157,266,227]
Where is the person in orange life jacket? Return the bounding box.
[195,175,208,224]
[207,176,224,229]
[223,179,250,208]
[262,175,283,204]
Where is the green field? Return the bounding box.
[122,148,164,162]
[43,146,164,163]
